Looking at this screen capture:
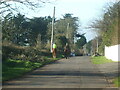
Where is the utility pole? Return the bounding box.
[96,37,98,53]
[51,6,55,53]
[66,23,69,38]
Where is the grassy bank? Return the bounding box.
[113,77,120,87]
[91,56,114,64]
[2,57,60,81]
[2,43,63,82]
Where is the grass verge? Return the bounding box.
[91,56,119,87]
[91,56,114,64]
[113,77,120,87]
[2,57,60,82]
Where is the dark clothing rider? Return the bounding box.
[64,43,71,59]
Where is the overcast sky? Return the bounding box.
[12,0,117,41]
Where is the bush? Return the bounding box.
[2,42,52,63]
[2,45,24,61]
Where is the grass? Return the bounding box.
[113,77,120,87]
[2,57,61,81]
[91,56,114,64]
[3,67,31,81]
[2,59,42,81]
[91,56,119,87]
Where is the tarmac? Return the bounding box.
[96,61,119,87]
[2,56,119,89]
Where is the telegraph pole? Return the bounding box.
[96,37,98,53]
[66,23,69,38]
[51,7,55,53]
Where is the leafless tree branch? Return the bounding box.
[0,0,52,16]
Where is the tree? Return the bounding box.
[63,14,79,43]
[0,0,51,15]
[47,13,79,51]
[2,13,14,41]
[89,1,119,54]
[55,35,68,52]
[75,35,87,49]
[29,16,52,44]
[86,40,92,54]
[2,13,35,46]
[63,13,73,18]
[2,12,52,46]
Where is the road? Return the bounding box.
[3,56,112,88]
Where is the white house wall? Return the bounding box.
[105,44,120,61]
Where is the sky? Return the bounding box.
[10,0,117,42]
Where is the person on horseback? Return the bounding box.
[64,43,71,59]
[52,43,57,58]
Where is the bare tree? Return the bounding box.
[87,1,119,55]
[0,0,53,15]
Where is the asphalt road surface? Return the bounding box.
[3,56,113,88]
